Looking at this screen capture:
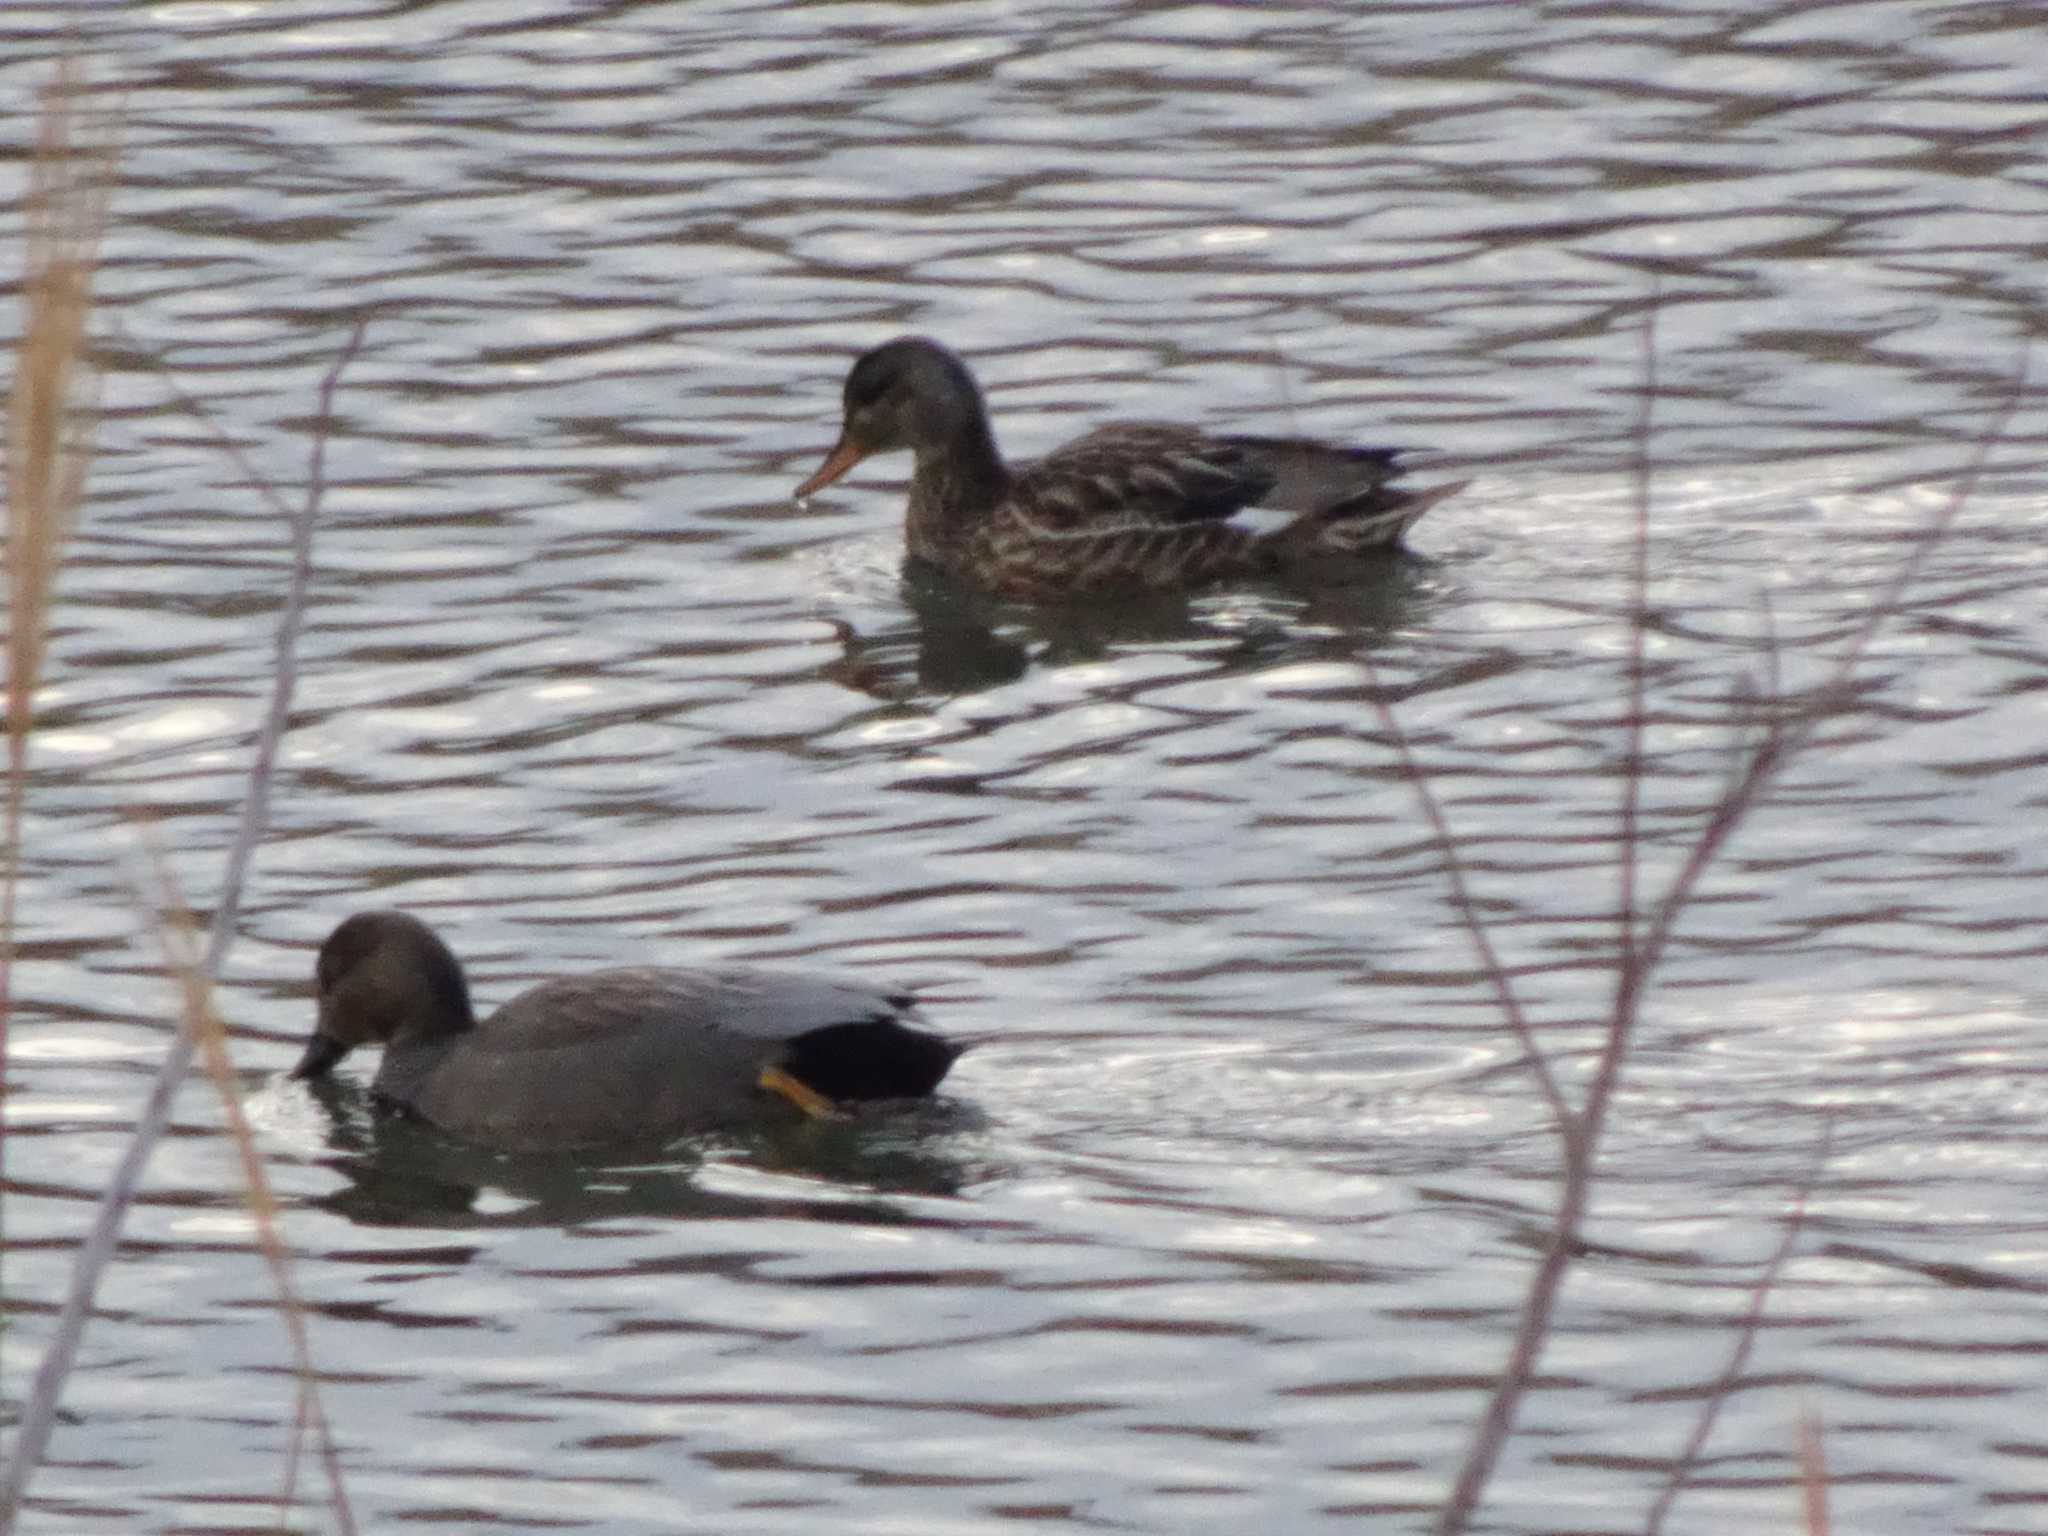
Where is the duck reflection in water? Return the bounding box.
[299,1067,986,1229]
[822,538,1443,705]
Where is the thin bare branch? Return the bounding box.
[1643,1116,1833,1536]
[1625,356,2027,1003]
[0,320,365,1529]
[1616,282,1659,973]
[1758,587,1782,706]
[1430,339,2023,1536]
[1429,286,1673,1533]
[1799,1410,1830,1536]
[139,846,358,1536]
[1432,1160,1592,1535]
[103,314,296,525]
[203,317,364,974]
[1358,658,1574,1141]
[1798,351,2028,739]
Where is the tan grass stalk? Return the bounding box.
[0,295,365,1526]
[2,58,111,1372]
[140,845,357,1534]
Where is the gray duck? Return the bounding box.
[291,910,961,1152]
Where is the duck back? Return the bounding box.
[379,967,950,1151]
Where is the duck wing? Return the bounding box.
[1220,436,1406,517]
[393,967,952,1150]
[1011,423,1276,529]
[1015,425,1413,526]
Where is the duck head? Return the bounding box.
[795,336,992,498]
[291,909,475,1080]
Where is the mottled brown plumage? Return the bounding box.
[795,336,1462,599]
[292,910,960,1151]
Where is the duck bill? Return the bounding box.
[289,1032,353,1081]
[794,435,869,500]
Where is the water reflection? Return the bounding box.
[820,552,1445,704]
[299,1072,990,1229]
[822,567,1032,700]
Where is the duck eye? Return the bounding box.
[845,362,893,414]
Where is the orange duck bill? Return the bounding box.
[794,434,870,500]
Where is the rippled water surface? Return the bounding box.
[5,2,2047,1532]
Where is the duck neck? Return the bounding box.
[373,986,475,1111]
[373,1020,470,1114]
[906,419,1008,565]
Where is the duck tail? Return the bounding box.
[1262,477,1468,562]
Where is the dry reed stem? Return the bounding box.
[0,315,366,1529]
[1423,311,2026,1535]
[2,60,112,1380]
[3,60,106,713]
[140,845,357,1535]
[1642,1116,1833,1536]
